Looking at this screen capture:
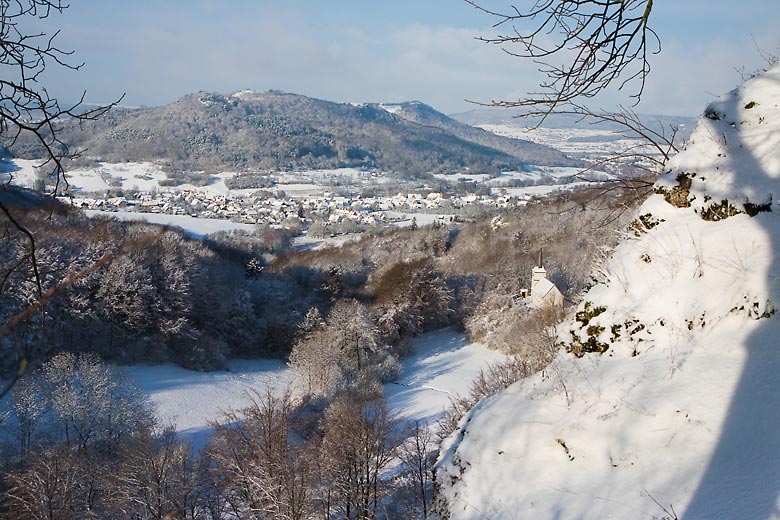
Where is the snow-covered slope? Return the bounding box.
[435,66,780,519]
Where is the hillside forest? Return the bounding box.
[0,181,643,517]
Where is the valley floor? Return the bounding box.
[126,327,506,449]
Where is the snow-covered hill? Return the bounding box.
[435,66,780,519]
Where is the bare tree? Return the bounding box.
[116,426,199,520]
[465,0,658,116]
[320,395,398,520]
[2,441,136,519]
[208,389,317,520]
[397,421,436,519]
[3,445,89,520]
[0,1,125,398]
[466,0,681,219]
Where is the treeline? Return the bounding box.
[0,353,435,519]
[0,205,317,372]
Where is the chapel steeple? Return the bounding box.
[531,248,547,288]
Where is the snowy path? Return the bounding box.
[126,328,506,448]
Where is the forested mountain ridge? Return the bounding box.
[7,91,574,178]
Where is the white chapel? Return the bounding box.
[530,251,564,310]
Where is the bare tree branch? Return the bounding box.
[466,0,659,119]
[0,225,170,401]
[0,1,124,397]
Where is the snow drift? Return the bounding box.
[435,66,780,519]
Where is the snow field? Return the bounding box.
[85,210,256,238]
[124,359,291,449]
[1,159,39,187]
[385,328,508,427]
[127,328,506,449]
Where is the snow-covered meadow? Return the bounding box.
[384,328,507,426]
[85,210,256,238]
[3,159,174,193]
[126,328,506,449]
[124,358,291,449]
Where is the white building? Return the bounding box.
[530,252,564,310]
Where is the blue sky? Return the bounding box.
[32,0,780,116]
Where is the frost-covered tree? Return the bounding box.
[7,375,47,457]
[289,300,400,399]
[96,254,158,332]
[41,352,154,453]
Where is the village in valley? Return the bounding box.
[2,117,639,239]
[4,157,595,237]
[65,183,514,229]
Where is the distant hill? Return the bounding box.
[377,101,579,167]
[5,91,574,180]
[450,107,697,133]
